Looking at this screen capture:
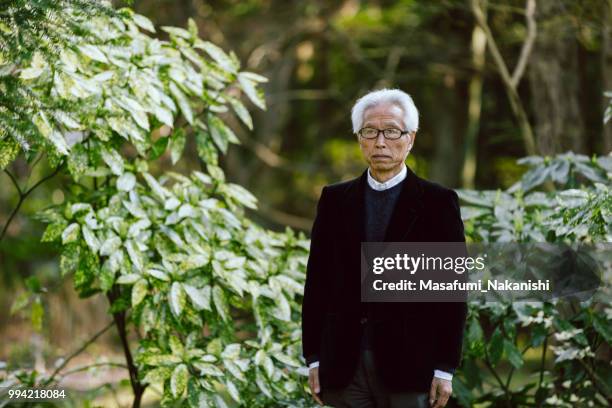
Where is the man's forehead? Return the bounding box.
[363,117,403,126]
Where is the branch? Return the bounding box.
[1,162,64,241]
[59,361,128,378]
[483,345,513,408]
[4,169,22,195]
[106,286,147,408]
[42,320,114,386]
[511,0,536,87]
[470,0,537,155]
[257,201,313,231]
[578,359,612,403]
[536,334,549,401]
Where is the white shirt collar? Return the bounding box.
[367,165,407,191]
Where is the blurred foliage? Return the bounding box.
[455,153,611,407]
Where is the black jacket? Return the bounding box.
[301,166,468,393]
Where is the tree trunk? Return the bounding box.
[528,0,585,155]
[462,10,487,189]
[602,0,612,153]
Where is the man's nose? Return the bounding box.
[375,132,387,147]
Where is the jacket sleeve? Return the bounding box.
[301,186,332,366]
[434,189,468,373]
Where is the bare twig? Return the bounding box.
[1,162,64,241]
[511,0,536,87]
[59,361,128,378]
[483,345,513,408]
[471,0,537,155]
[257,201,313,231]
[4,169,22,195]
[578,359,612,403]
[42,320,114,386]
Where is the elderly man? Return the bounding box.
[301,88,467,408]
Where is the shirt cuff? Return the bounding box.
[433,369,453,381]
[308,361,320,369]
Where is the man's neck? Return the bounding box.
[369,165,403,183]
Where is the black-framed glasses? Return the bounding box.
[358,127,410,140]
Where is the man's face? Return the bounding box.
[357,103,415,172]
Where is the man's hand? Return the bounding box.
[429,376,452,408]
[308,366,323,406]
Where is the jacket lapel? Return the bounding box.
[342,165,424,243]
[342,169,367,245]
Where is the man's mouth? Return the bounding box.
[372,155,390,158]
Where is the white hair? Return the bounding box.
[350,88,419,134]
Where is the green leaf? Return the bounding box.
[208,118,228,154]
[225,379,241,404]
[169,82,193,124]
[142,172,170,201]
[255,368,272,398]
[131,279,148,307]
[488,327,503,366]
[100,235,122,256]
[142,367,173,386]
[78,45,108,63]
[25,276,42,293]
[82,225,100,253]
[117,172,136,191]
[154,105,174,127]
[206,164,225,182]
[74,250,99,297]
[228,97,253,130]
[0,138,20,170]
[184,284,211,311]
[142,354,182,366]
[237,73,265,109]
[161,26,192,40]
[169,282,186,317]
[503,339,523,369]
[101,147,124,176]
[66,143,89,179]
[60,244,81,277]
[193,362,223,377]
[41,222,68,242]
[170,363,188,398]
[116,274,141,284]
[212,285,229,321]
[467,317,483,351]
[10,292,30,315]
[239,71,268,83]
[146,268,170,281]
[272,351,301,368]
[223,183,257,209]
[170,129,186,165]
[30,297,44,332]
[187,18,198,36]
[61,223,80,244]
[194,40,238,73]
[133,14,156,33]
[150,136,169,160]
[221,344,241,360]
[223,360,246,382]
[169,335,184,356]
[99,262,116,292]
[592,314,612,343]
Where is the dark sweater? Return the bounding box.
[361,180,404,348]
[364,181,403,242]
